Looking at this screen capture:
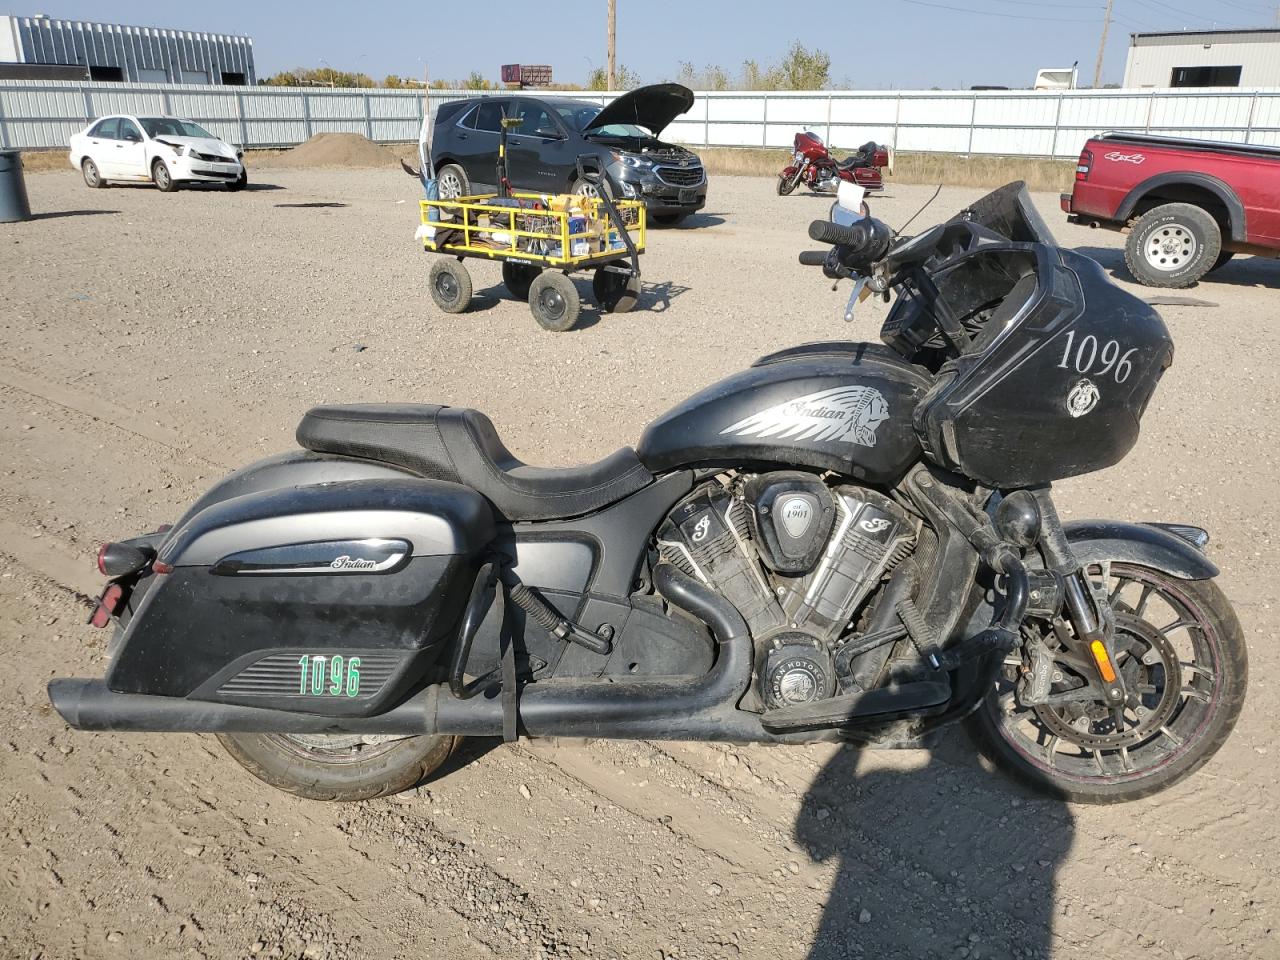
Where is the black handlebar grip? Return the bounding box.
[798,250,829,266]
[808,219,863,246]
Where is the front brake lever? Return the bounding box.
[843,277,869,323]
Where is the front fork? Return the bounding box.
[1032,490,1128,706]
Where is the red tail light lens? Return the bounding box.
[88,583,124,628]
[1076,148,1092,182]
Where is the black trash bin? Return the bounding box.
[0,149,32,223]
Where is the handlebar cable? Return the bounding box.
[893,183,943,237]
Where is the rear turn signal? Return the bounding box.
[95,542,150,579]
[1075,149,1092,182]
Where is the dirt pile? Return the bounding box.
[270,132,401,169]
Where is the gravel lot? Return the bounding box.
[1,163,1278,960]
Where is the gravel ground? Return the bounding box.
[1,164,1278,960]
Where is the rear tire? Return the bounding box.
[1124,203,1221,288]
[529,271,581,331]
[436,163,469,200]
[592,268,641,313]
[429,259,473,314]
[1208,250,1235,274]
[967,566,1247,804]
[502,261,541,301]
[152,159,177,193]
[82,158,106,189]
[218,733,459,801]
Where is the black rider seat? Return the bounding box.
[296,404,653,521]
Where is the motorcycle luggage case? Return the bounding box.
[105,478,494,717]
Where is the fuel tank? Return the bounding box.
[637,343,932,485]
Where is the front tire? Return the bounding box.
[1124,203,1221,288]
[592,268,641,313]
[152,159,177,193]
[777,171,799,196]
[82,158,106,189]
[226,169,248,192]
[968,565,1247,804]
[218,733,458,801]
[529,271,581,331]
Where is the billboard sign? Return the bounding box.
[500,64,553,86]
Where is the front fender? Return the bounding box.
[1064,520,1218,580]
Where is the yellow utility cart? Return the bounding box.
[420,180,646,332]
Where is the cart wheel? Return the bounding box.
[529,272,581,332]
[593,268,642,313]
[502,262,541,301]
[429,259,473,313]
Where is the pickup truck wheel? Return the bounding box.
[1209,251,1235,274]
[1124,203,1221,288]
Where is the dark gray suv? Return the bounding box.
[430,83,706,226]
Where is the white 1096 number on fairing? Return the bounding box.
[297,654,361,697]
[1058,331,1136,383]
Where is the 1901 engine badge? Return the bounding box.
[1067,379,1100,418]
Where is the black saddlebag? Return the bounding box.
[105,479,494,717]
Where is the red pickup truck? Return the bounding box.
[1061,132,1280,288]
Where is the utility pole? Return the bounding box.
[607,0,617,90]
[1093,0,1114,88]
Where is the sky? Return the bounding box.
[11,0,1280,89]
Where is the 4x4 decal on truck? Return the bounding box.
[1104,152,1146,164]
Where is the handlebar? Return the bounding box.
[807,217,893,274]
[797,250,829,266]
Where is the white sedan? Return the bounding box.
[68,115,247,192]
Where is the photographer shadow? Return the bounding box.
[798,734,1072,960]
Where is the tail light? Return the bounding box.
[96,541,151,579]
[88,583,124,628]
[1076,148,1092,182]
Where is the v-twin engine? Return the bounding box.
[657,474,915,707]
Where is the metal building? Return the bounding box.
[1123,29,1280,88]
[0,14,255,85]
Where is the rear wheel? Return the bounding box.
[1124,203,1221,288]
[1208,250,1235,274]
[502,261,541,301]
[967,565,1247,804]
[436,163,469,200]
[218,733,458,801]
[592,267,641,313]
[152,158,177,193]
[529,271,581,331]
[429,258,473,313]
[82,158,105,189]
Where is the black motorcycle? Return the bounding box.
[52,183,1246,804]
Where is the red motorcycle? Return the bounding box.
[778,130,892,196]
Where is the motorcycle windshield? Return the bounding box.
[957,181,1057,246]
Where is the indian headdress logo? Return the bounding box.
[720,386,890,448]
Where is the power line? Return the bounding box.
[1128,0,1251,26]
[896,0,1101,21]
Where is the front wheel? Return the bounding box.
[967,564,1247,804]
[777,171,800,196]
[218,733,458,801]
[152,159,177,193]
[226,169,248,192]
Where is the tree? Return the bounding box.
[262,66,374,88]
[671,42,831,91]
[383,75,404,89]
[775,41,830,91]
[588,64,640,90]
[463,71,491,90]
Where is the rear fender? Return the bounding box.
[1064,519,1218,580]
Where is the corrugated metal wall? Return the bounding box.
[3,80,1280,155]
[3,16,255,85]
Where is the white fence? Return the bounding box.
[4,79,1280,158]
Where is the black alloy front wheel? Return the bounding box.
[967,564,1247,804]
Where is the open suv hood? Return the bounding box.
[583,83,694,137]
